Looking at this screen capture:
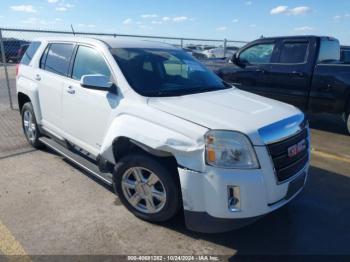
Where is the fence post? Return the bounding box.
[0,29,14,110]
[180,38,184,48]
[223,38,227,58]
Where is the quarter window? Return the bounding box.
[20,42,41,65]
[239,43,275,64]
[72,46,111,81]
[41,43,75,76]
[278,42,309,64]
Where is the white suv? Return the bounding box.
[16,37,310,233]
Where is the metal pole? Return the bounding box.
[0,29,13,110]
[180,38,184,48]
[223,38,227,58]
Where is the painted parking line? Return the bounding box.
[311,149,350,164]
[0,219,31,261]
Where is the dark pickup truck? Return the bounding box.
[206,36,350,133]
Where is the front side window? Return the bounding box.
[42,43,75,76]
[239,43,275,64]
[112,48,230,97]
[72,46,111,80]
[278,42,309,64]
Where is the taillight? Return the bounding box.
[16,64,20,77]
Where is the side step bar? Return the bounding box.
[39,137,113,186]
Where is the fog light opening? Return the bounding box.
[228,186,241,212]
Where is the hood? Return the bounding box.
[147,88,302,145]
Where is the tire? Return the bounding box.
[21,102,42,148]
[113,154,181,222]
[347,113,350,135]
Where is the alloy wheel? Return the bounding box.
[121,167,167,214]
[23,110,36,143]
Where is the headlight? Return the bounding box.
[205,130,259,169]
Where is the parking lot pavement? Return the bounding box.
[0,108,34,159]
[0,150,235,256]
[0,145,349,257]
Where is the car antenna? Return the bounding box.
[71,24,76,36]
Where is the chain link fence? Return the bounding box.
[0,27,248,158]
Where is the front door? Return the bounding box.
[234,41,277,95]
[61,45,119,155]
[258,39,315,109]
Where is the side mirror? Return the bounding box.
[80,74,113,91]
[230,54,240,65]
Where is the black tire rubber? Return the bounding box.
[21,102,42,149]
[113,154,181,222]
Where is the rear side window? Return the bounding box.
[20,41,41,65]
[278,42,309,64]
[41,43,75,76]
[239,43,275,64]
[72,45,111,80]
[341,49,350,63]
[318,38,340,63]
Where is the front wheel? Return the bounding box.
[113,154,181,222]
[21,102,42,148]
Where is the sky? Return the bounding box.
[0,0,349,44]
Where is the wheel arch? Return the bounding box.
[16,86,42,123]
[112,136,179,171]
[345,93,350,116]
[18,92,31,112]
[99,114,206,172]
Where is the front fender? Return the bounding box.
[99,114,208,172]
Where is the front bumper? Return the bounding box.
[178,146,309,233]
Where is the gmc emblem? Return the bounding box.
[288,139,307,158]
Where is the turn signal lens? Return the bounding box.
[207,149,216,162]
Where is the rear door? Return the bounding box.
[37,42,75,132]
[233,41,277,94]
[259,38,316,109]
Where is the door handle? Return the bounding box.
[319,84,332,92]
[67,86,75,94]
[292,71,305,77]
[35,74,41,81]
[256,68,266,74]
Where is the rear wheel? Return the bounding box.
[113,154,181,222]
[21,102,42,148]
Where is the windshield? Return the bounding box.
[112,48,231,97]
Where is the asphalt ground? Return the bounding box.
[0,64,349,259]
